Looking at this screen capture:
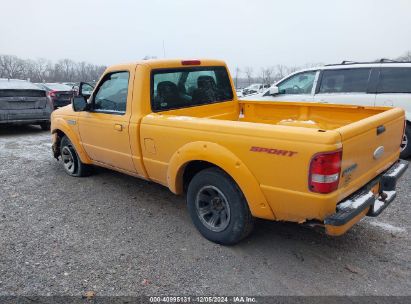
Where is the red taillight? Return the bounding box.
[309,150,342,194]
[48,90,57,98]
[181,60,201,66]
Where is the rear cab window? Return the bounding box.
[151,66,233,111]
[377,68,411,93]
[318,68,371,93]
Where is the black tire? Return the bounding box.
[400,125,411,159]
[60,136,92,177]
[40,122,50,131]
[186,167,254,245]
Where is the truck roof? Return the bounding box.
[107,59,227,71]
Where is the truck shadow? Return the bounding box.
[51,163,405,285]
[54,156,407,269]
[90,166,378,253]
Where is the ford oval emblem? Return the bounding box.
[373,146,385,160]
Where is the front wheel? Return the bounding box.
[60,136,92,177]
[400,125,411,159]
[187,167,254,245]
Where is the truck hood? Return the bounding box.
[52,104,75,116]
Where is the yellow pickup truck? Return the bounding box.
[51,59,408,244]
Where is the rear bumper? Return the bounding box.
[324,160,408,236]
[0,108,51,124]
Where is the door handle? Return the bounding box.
[114,124,123,131]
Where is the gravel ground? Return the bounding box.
[0,125,410,296]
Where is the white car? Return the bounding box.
[242,60,411,158]
[241,83,270,97]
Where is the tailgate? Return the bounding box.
[0,89,48,110]
[337,107,405,192]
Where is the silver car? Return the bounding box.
[0,78,52,130]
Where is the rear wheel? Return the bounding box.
[187,167,254,245]
[400,125,411,159]
[60,136,92,177]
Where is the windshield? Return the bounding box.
[151,66,233,111]
[44,83,73,91]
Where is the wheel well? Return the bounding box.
[52,129,66,158]
[182,161,218,192]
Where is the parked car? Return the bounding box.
[63,82,79,93]
[242,60,411,158]
[35,83,75,109]
[241,83,270,96]
[0,78,52,130]
[50,59,407,245]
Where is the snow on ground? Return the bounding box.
[365,220,407,233]
[0,129,51,162]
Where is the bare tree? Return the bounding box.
[303,62,324,69]
[57,59,76,82]
[234,67,241,89]
[260,68,266,85]
[260,67,274,85]
[287,66,300,74]
[0,53,107,83]
[21,59,35,81]
[23,58,51,82]
[274,64,287,81]
[34,58,51,82]
[75,61,89,81]
[0,55,26,78]
[396,51,411,62]
[244,66,253,86]
[86,64,106,82]
[266,66,275,85]
[142,55,157,60]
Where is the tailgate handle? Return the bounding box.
[376,125,386,135]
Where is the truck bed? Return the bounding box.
[161,99,394,130]
[239,101,391,130]
[142,99,404,222]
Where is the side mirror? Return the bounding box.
[72,96,88,112]
[269,86,279,95]
[79,82,94,98]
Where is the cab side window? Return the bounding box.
[93,71,129,114]
[277,71,316,95]
[318,69,371,93]
[377,68,411,93]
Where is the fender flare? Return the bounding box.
[167,141,276,220]
[51,117,92,164]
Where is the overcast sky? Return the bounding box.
[1,0,411,71]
